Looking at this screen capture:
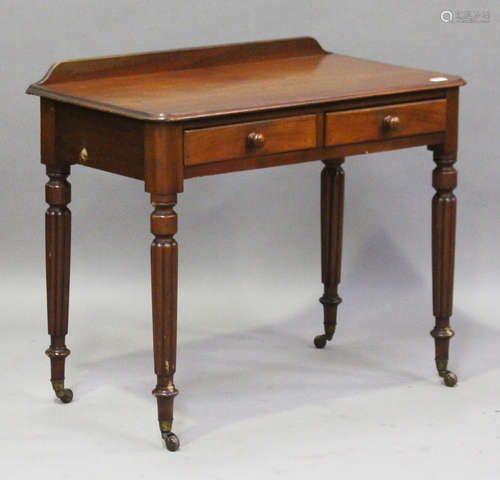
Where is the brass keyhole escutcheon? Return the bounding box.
[79,147,88,162]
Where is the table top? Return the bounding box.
[27,37,465,122]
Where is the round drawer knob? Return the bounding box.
[247,132,265,148]
[383,115,401,131]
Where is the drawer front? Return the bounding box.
[184,114,317,166]
[325,99,446,146]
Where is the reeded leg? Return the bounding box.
[315,158,345,349]
[150,194,180,451]
[45,165,73,403]
[430,151,458,387]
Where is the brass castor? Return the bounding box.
[440,370,458,387]
[57,388,74,403]
[162,432,180,451]
[51,380,73,403]
[314,334,328,349]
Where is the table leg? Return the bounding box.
[45,165,73,403]
[150,194,180,451]
[314,158,345,349]
[431,150,458,387]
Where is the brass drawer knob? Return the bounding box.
[383,115,401,131]
[247,132,265,148]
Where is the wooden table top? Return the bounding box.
[27,37,465,122]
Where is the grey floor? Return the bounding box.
[2,269,499,479]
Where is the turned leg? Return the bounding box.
[45,165,73,403]
[314,158,345,349]
[430,151,458,387]
[150,194,180,451]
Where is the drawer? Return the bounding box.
[325,99,446,146]
[184,114,317,166]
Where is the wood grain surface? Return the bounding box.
[184,114,317,165]
[325,99,447,146]
[27,38,465,121]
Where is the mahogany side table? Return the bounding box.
[26,37,466,451]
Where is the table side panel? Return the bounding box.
[55,103,145,180]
